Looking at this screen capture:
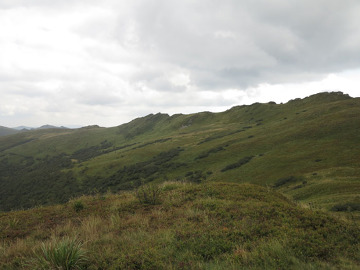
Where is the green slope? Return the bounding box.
[0,91,359,212]
[1,182,359,269]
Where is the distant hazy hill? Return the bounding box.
[0,126,20,136]
[13,126,34,130]
[0,91,359,212]
[12,125,70,131]
[37,124,68,130]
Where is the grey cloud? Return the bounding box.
[0,0,100,10]
[130,68,187,92]
[63,83,124,106]
[4,0,360,92]
[119,0,360,90]
[142,77,186,92]
[1,0,360,127]
[78,94,122,106]
[66,0,360,91]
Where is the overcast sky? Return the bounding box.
[1,0,360,127]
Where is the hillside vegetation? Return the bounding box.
[0,91,359,213]
[1,182,359,269]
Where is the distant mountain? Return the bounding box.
[1,91,359,269]
[12,125,71,131]
[13,126,34,131]
[0,91,359,212]
[0,126,20,136]
[37,125,68,130]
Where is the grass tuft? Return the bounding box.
[73,201,85,212]
[136,184,162,205]
[33,237,88,270]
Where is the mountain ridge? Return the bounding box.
[0,91,359,212]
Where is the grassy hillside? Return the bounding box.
[1,182,359,269]
[0,91,359,212]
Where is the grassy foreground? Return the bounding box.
[1,182,359,269]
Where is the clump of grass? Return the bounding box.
[33,237,87,270]
[81,216,103,242]
[1,238,32,268]
[7,218,19,229]
[161,181,189,191]
[73,201,84,212]
[110,213,122,228]
[136,184,162,205]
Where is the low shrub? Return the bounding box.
[221,156,253,172]
[195,146,225,159]
[185,170,207,183]
[331,203,360,212]
[273,176,303,188]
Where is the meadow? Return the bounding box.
[1,182,359,269]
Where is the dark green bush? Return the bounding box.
[99,148,185,192]
[132,138,171,150]
[73,201,84,212]
[331,203,360,212]
[195,146,225,159]
[185,170,206,183]
[136,184,162,205]
[273,176,303,188]
[221,156,253,172]
[198,129,244,144]
[71,140,113,162]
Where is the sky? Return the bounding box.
[1,0,360,128]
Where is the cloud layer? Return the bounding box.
[1,0,360,126]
